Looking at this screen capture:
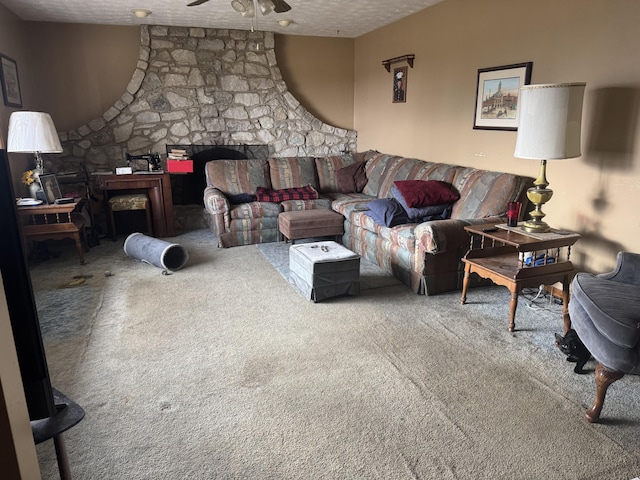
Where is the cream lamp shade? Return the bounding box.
[7,111,63,174]
[513,82,586,233]
[514,83,586,160]
[7,111,63,154]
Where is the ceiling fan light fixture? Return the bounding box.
[258,0,275,15]
[231,0,252,15]
[132,9,152,18]
[278,19,292,27]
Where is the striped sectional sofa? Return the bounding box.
[204,151,532,295]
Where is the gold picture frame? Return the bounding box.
[473,62,532,131]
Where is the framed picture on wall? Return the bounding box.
[39,174,62,204]
[473,62,532,131]
[0,53,23,108]
[393,66,408,103]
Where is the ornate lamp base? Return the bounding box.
[523,160,554,233]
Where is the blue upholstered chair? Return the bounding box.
[569,252,640,422]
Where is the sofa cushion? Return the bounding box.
[362,153,458,198]
[450,168,531,219]
[365,198,410,227]
[268,157,319,190]
[314,154,357,193]
[229,201,281,220]
[337,161,368,193]
[572,273,640,349]
[205,159,271,195]
[281,198,332,212]
[392,180,460,208]
[347,209,417,251]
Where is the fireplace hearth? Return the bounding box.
[167,144,269,206]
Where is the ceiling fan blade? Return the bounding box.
[272,0,291,13]
[187,0,209,6]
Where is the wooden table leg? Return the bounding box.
[460,264,471,304]
[508,287,519,332]
[72,233,85,265]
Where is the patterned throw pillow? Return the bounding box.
[336,161,367,193]
[255,185,319,203]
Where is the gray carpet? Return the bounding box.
[28,230,640,479]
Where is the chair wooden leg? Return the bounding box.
[586,363,624,423]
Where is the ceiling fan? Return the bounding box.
[186,0,292,15]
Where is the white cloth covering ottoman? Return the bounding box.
[289,241,360,302]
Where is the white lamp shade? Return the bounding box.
[7,111,63,154]
[514,83,586,160]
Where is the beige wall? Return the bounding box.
[3,20,352,134]
[354,0,640,272]
[25,22,140,132]
[275,35,354,130]
[0,4,36,187]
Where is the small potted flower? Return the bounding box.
[22,170,41,198]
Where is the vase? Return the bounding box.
[29,182,41,199]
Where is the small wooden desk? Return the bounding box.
[17,199,88,265]
[97,172,175,237]
[460,224,580,333]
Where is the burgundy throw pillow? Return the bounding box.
[336,161,367,194]
[393,180,459,208]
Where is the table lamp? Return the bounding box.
[514,83,586,233]
[7,111,63,175]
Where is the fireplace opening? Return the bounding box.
[167,144,269,206]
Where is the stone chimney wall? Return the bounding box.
[53,25,357,173]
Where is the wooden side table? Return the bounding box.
[460,223,580,333]
[97,172,176,237]
[17,198,88,265]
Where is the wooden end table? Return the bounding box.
[460,223,580,333]
[17,198,88,265]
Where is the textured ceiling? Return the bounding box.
[0,0,444,38]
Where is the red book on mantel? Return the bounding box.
[167,159,194,173]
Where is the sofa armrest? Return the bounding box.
[415,216,503,254]
[599,252,640,286]
[204,186,230,215]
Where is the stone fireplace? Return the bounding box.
[51,25,357,177]
[167,143,269,205]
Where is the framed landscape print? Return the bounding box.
[473,62,532,131]
[0,53,23,108]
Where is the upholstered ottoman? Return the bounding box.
[289,241,360,302]
[279,209,344,244]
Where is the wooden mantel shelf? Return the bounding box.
[382,54,415,72]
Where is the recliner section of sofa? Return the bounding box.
[203,151,532,294]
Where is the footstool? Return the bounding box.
[279,210,344,244]
[289,241,360,302]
